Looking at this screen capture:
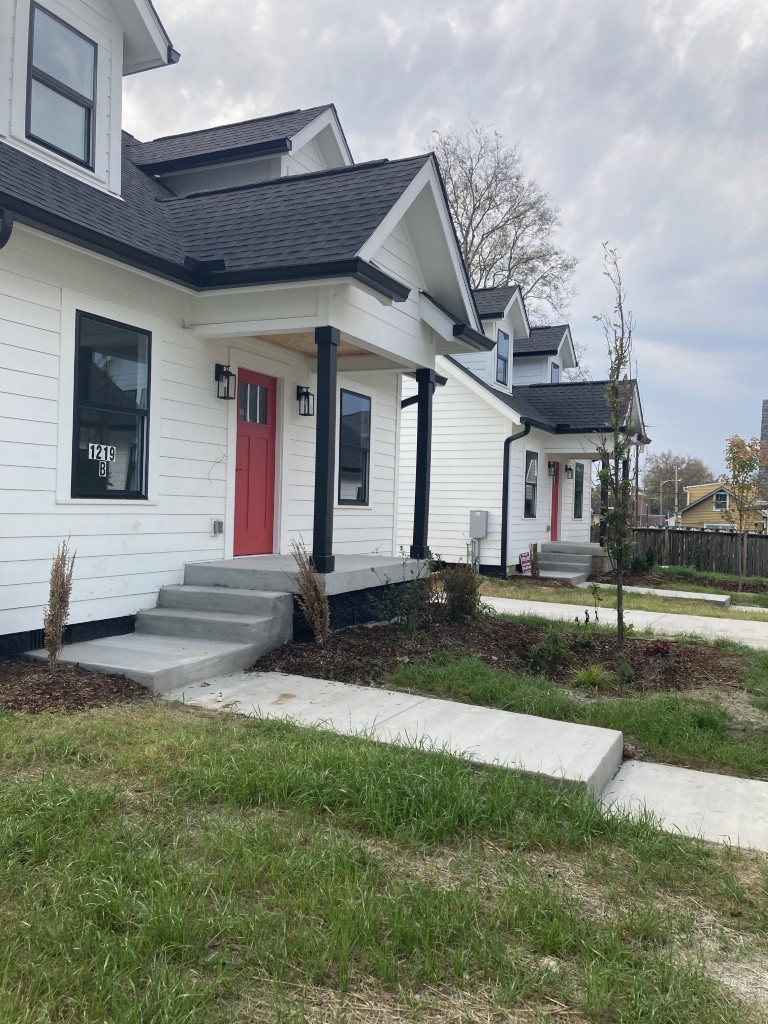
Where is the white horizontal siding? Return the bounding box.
[286,139,325,175]
[513,356,548,384]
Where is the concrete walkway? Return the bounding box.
[167,670,768,853]
[483,596,768,649]
[168,671,623,795]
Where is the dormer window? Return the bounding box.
[496,330,509,386]
[26,4,96,168]
[713,489,729,512]
[550,362,560,383]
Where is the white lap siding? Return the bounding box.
[0,227,412,635]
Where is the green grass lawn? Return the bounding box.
[384,648,768,780]
[479,577,768,622]
[0,702,766,1023]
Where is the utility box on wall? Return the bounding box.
[469,510,488,539]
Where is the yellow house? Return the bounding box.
[678,483,766,532]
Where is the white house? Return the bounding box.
[398,285,648,575]
[0,0,494,662]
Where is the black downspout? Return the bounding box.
[500,422,531,576]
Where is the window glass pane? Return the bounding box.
[574,463,584,518]
[73,314,149,499]
[496,331,509,385]
[525,454,537,483]
[238,381,248,421]
[251,385,267,425]
[77,317,149,411]
[29,79,89,161]
[33,7,95,99]
[550,362,560,383]
[524,452,537,517]
[74,409,144,496]
[339,390,371,505]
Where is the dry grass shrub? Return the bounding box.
[291,539,330,645]
[43,538,76,677]
[440,562,481,621]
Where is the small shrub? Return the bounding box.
[528,626,569,673]
[43,538,76,677]
[573,663,615,692]
[441,562,481,621]
[371,556,435,634]
[645,546,657,570]
[291,540,330,645]
[689,545,700,571]
[630,554,646,573]
[645,640,671,658]
[614,654,635,687]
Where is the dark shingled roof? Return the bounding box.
[161,155,430,272]
[0,133,429,296]
[472,285,520,319]
[447,357,638,434]
[131,106,334,171]
[514,325,569,357]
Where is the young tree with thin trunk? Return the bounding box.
[431,120,578,321]
[721,435,768,591]
[594,245,637,655]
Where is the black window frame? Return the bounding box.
[337,387,371,507]
[496,329,510,385]
[713,489,729,512]
[26,3,97,169]
[71,310,151,500]
[524,450,538,518]
[573,462,584,519]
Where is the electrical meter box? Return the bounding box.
[469,510,488,539]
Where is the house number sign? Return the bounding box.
[88,444,116,462]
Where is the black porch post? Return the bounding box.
[410,368,436,560]
[312,325,339,573]
[599,456,609,547]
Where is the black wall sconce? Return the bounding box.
[214,363,236,400]
[564,463,574,480]
[296,385,315,417]
[547,461,557,478]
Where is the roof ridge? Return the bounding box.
[472,284,519,293]
[154,154,430,203]
[530,324,568,332]
[137,105,331,146]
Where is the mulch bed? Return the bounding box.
[0,657,151,714]
[603,570,768,595]
[255,615,746,694]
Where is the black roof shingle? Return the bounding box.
[514,325,569,357]
[131,105,334,172]
[472,284,520,318]
[447,357,638,434]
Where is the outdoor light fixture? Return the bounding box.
[296,385,315,417]
[547,461,557,478]
[214,363,236,400]
[565,463,574,480]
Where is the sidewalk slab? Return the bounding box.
[167,671,624,795]
[603,760,768,852]
[483,596,768,649]
[577,582,732,607]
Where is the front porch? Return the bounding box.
[184,553,425,596]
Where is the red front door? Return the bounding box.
[234,369,276,555]
[550,462,560,542]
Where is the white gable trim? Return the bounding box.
[357,158,478,331]
[289,107,353,167]
[112,0,174,74]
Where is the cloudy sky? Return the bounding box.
[124,0,768,474]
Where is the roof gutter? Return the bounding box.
[135,137,292,174]
[452,322,495,352]
[500,421,531,576]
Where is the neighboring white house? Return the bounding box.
[398,285,648,573]
[0,0,494,651]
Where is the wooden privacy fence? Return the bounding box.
[633,528,768,578]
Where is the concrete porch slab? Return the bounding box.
[603,760,768,853]
[167,670,624,795]
[184,554,424,596]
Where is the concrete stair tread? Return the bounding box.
[161,585,291,600]
[140,607,271,625]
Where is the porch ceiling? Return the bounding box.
[254,330,367,358]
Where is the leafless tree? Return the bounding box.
[432,119,578,321]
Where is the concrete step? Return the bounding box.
[184,560,299,592]
[136,607,283,645]
[158,584,292,617]
[541,542,601,555]
[29,634,261,695]
[538,552,593,568]
[537,560,592,577]
[538,569,588,585]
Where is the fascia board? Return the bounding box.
[357,159,479,330]
[419,293,456,342]
[114,0,174,74]
[289,107,353,167]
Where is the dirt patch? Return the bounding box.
[255,615,745,694]
[0,656,151,714]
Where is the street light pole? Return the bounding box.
[660,478,676,524]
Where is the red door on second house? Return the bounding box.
[550,461,560,542]
[234,369,276,556]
